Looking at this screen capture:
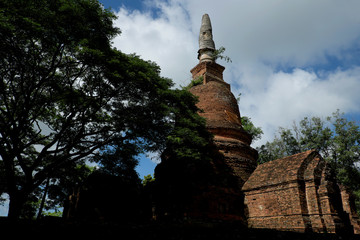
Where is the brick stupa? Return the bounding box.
[189,14,258,187]
[152,14,360,235]
[152,14,257,222]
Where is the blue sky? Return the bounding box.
[97,0,360,179]
[100,0,144,11]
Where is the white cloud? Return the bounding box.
[113,3,198,87]
[145,151,161,164]
[111,0,360,147]
[184,0,360,66]
[241,67,360,146]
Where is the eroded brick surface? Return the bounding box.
[189,61,257,186]
[242,151,355,234]
[340,186,360,234]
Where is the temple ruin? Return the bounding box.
[154,13,360,235]
[63,13,360,236]
[243,150,359,234]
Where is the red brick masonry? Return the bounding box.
[242,150,360,234]
[189,61,257,186]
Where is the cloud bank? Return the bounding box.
[111,0,360,146]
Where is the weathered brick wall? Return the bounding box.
[189,80,243,135]
[214,138,258,186]
[244,181,307,231]
[189,186,245,222]
[190,61,225,84]
[243,150,356,234]
[305,180,327,232]
[189,61,258,187]
[340,186,360,234]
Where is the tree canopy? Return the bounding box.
[0,0,201,219]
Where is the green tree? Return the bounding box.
[0,0,189,219]
[153,88,247,220]
[36,163,93,220]
[241,116,263,142]
[142,174,155,187]
[236,93,263,142]
[154,89,215,218]
[329,111,360,192]
[214,46,232,63]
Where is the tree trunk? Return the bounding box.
[37,177,50,220]
[7,191,26,220]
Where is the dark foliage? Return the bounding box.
[67,171,147,223]
[0,0,196,219]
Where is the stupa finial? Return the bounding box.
[198,14,216,62]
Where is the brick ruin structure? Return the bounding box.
[189,60,258,188]
[154,14,257,222]
[63,13,360,235]
[242,150,359,234]
[154,13,360,235]
[340,185,360,234]
[188,14,258,188]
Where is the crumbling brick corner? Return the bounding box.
[340,185,360,234]
[242,150,357,234]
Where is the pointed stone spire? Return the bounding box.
[198,14,216,62]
